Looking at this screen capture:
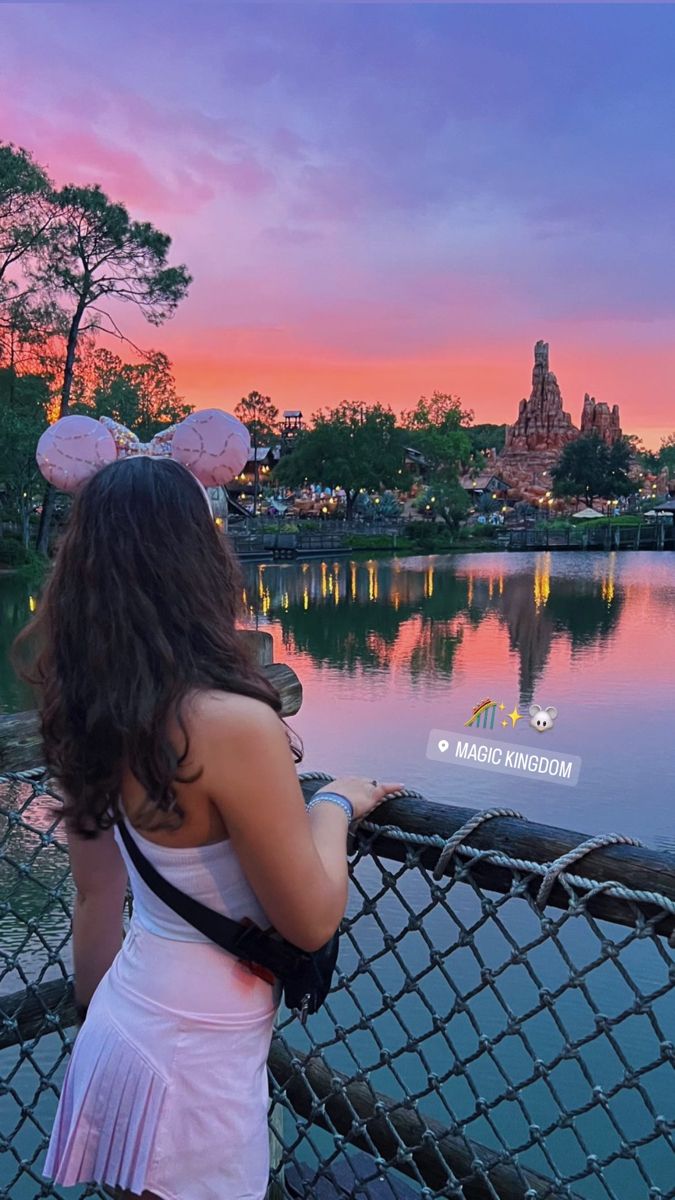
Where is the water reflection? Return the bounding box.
[0,553,629,711]
[241,553,624,703]
[0,574,41,714]
[1,552,673,845]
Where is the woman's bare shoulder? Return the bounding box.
[183,688,280,742]
[181,689,289,802]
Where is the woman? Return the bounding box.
[14,443,399,1200]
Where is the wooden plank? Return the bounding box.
[0,977,75,1050]
[300,781,675,940]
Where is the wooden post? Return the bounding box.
[238,628,274,666]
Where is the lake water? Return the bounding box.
[241,550,675,849]
[2,551,675,1197]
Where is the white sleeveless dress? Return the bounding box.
[43,818,280,1200]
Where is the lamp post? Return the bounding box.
[252,422,259,519]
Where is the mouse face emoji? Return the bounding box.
[529,703,558,733]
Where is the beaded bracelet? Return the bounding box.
[306,791,354,822]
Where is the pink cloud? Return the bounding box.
[0,75,275,218]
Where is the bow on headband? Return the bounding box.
[36,409,251,492]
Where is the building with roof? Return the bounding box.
[459,471,510,501]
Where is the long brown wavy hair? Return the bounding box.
[12,456,298,837]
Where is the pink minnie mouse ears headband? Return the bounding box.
[35,410,251,493]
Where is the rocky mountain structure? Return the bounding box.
[496,341,623,504]
[580,394,622,444]
[504,341,576,454]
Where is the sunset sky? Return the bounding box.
[3,3,674,448]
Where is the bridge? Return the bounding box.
[2,633,674,1198]
[508,520,675,552]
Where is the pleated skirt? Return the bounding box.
[43,920,279,1200]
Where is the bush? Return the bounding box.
[350,533,397,550]
[464,523,500,539]
[0,537,30,566]
[257,520,300,534]
[404,522,439,549]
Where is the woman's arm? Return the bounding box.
[66,822,128,1007]
[196,693,400,952]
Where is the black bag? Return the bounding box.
[117,818,339,1022]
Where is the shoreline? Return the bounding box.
[2,541,672,577]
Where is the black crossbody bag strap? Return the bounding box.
[117,818,308,980]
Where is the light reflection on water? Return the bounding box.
[2,552,675,1195]
[238,551,675,847]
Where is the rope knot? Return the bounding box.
[535,832,643,909]
[432,807,524,880]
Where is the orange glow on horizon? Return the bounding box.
[164,335,675,453]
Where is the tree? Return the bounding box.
[234,391,279,516]
[416,481,470,531]
[402,392,472,534]
[72,347,191,438]
[552,435,607,507]
[655,432,675,477]
[477,491,500,515]
[32,184,191,553]
[353,489,402,520]
[552,434,634,507]
[377,490,402,519]
[0,142,52,289]
[605,437,635,500]
[0,367,51,546]
[275,401,407,519]
[624,433,653,470]
[465,423,507,459]
[0,145,57,375]
[402,392,472,479]
[0,296,71,408]
[0,297,37,381]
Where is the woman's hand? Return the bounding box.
[324,777,403,822]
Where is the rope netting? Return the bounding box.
[2,769,675,1200]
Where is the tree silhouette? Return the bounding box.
[275,401,406,519]
[32,184,191,552]
[235,391,279,516]
[0,142,52,288]
[552,434,634,508]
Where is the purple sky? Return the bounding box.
[2,3,675,445]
